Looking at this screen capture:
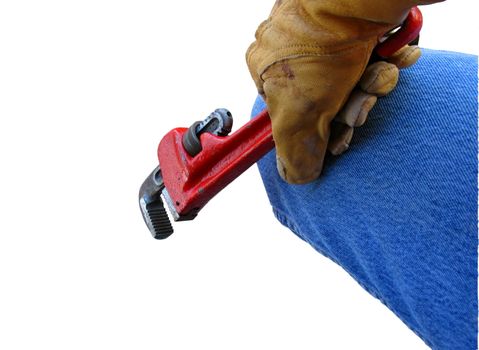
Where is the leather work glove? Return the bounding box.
[246,0,440,184]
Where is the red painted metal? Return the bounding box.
[157,7,422,218]
[158,109,273,217]
[375,6,423,58]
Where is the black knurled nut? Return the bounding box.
[182,121,203,157]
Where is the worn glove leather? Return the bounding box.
[246,0,439,184]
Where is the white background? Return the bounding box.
[0,1,477,349]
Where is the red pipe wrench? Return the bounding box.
[139,7,423,239]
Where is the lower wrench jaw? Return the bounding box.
[139,166,174,240]
[161,188,200,222]
[139,196,174,239]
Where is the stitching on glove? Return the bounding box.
[362,65,397,92]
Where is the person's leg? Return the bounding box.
[252,49,478,349]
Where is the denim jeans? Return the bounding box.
[251,49,478,349]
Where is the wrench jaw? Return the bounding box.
[139,164,203,240]
[161,189,200,222]
[138,166,174,240]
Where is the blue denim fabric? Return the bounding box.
[251,49,478,349]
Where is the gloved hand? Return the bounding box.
[246,0,439,184]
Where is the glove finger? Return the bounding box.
[330,49,412,157]
[262,59,337,184]
[328,122,354,156]
[359,61,399,96]
[386,45,421,69]
[334,89,378,127]
[272,118,329,184]
[270,100,330,184]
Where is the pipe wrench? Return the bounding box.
[139,7,423,239]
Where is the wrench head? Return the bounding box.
[138,166,174,239]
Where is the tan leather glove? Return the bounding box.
[246,0,440,184]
